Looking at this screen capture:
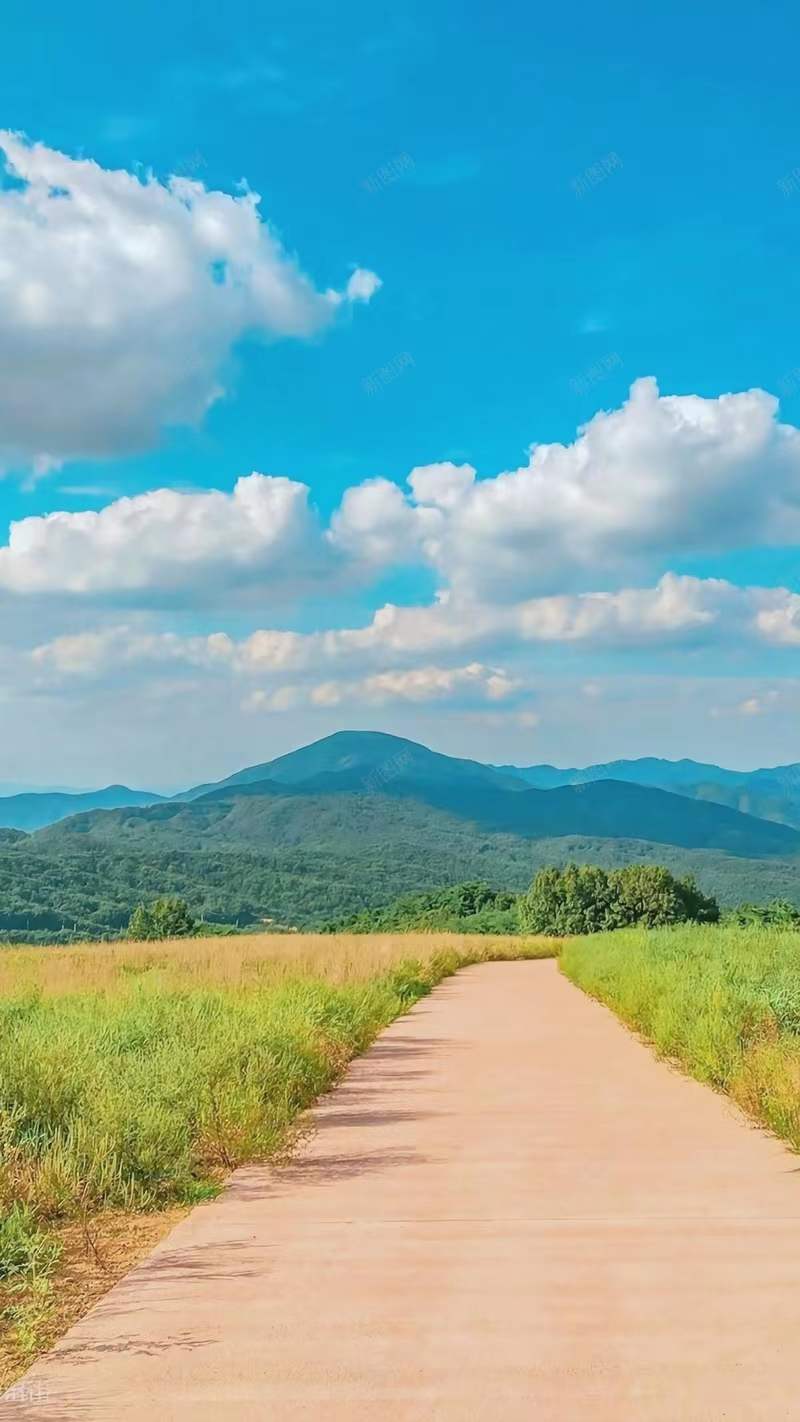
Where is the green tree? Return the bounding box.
[670,872,719,924]
[610,865,718,927]
[518,864,617,936]
[518,862,719,936]
[127,896,197,941]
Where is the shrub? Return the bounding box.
[725,899,800,928]
[127,897,197,941]
[323,881,518,934]
[0,1205,60,1283]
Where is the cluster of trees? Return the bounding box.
[0,820,798,944]
[125,898,250,939]
[325,865,721,936]
[324,882,519,934]
[127,875,800,943]
[518,863,719,936]
[98,875,800,943]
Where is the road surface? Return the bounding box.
[3,960,800,1420]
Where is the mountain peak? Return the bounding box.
[182,729,525,800]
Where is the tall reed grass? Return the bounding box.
[561,924,800,1150]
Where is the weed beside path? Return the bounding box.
[0,931,552,1384]
[562,924,800,1153]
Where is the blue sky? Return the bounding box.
[1,0,800,786]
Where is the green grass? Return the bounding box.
[0,929,554,1373]
[561,923,800,1150]
[3,979,388,1214]
[0,947,529,1218]
[0,1206,60,1284]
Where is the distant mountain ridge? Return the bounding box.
[7,735,800,838]
[498,756,800,828]
[0,785,164,833]
[497,754,800,789]
[38,731,800,859]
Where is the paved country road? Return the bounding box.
[3,960,799,1420]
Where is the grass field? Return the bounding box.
[0,930,551,1383]
[8,921,800,1387]
[561,924,800,1152]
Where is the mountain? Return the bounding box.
[0,782,96,797]
[180,730,526,800]
[41,732,800,859]
[6,732,800,941]
[677,780,800,829]
[496,755,800,790]
[499,756,800,828]
[0,785,165,832]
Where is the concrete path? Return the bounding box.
[3,960,800,1420]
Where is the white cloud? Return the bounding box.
[360,662,517,704]
[0,474,321,597]
[327,477,440,568]
[5,380,800,607]
[0,131,379,472]
[27,574,800,688]
[754,593,800,646]
[28,625,228,676]
[711,690,782,720]
[514,572,734,644]
[241,685,301,714]
[344,268,383,303]
[331,378,800,595]
[244,662,519,712]
[8,371,800,774]
[407,461,476,509]
[324,573,752,658]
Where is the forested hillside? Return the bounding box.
[2,733,799,941]
[2,829,799,942]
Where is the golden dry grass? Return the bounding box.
[0,930,551,998]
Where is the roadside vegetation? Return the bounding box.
[327,865,720,935]
[324,882,520,934]
[0,929,551,1382]
[561,923,800,1154]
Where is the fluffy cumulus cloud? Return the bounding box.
[331,379,800,595]
[5,380,800,607]
[0,132,379,472]
[0,474,320,597]
[327,477,440,568]
[6,377,800,765]
[29,626,232,677]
